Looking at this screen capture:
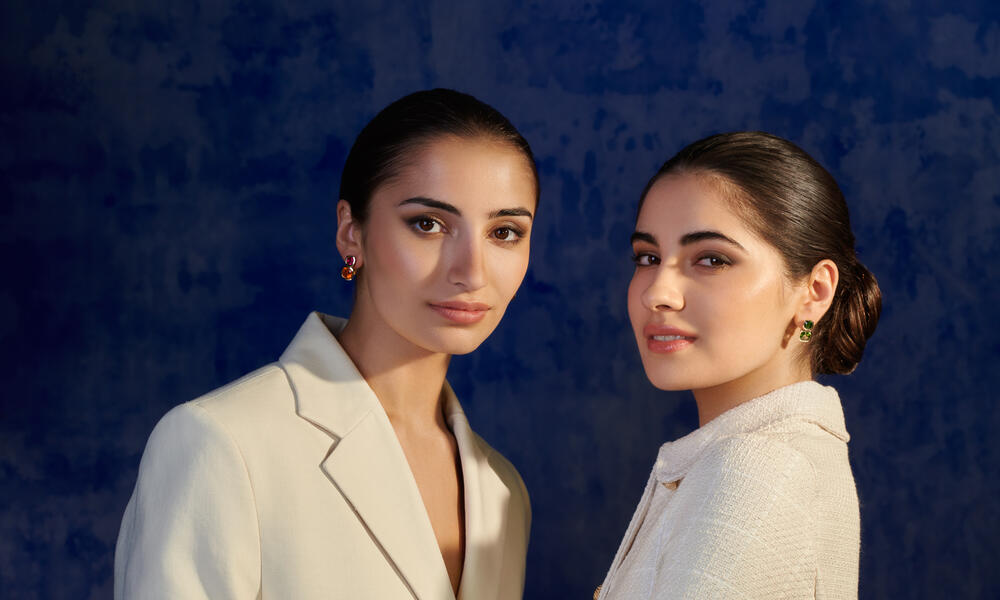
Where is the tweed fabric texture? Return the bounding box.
[598,381,859,599]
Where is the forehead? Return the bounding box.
[374,136,537,211]
[636,173,753,240]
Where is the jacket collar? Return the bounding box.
[444,388,511,600]
[278,312,373,438]
[278,312,453,600]
[278,312,512,600]
[654,380,849,484]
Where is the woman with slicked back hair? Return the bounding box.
[596,131,880,599]
[115,89,538,600]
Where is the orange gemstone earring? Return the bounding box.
[340,256,357,281]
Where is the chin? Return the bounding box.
[646,375,691,392]
[421,326,494,356]
[640,358,704,392]
[443,342,485,356]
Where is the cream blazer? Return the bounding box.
[114,312,531,600]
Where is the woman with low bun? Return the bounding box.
[596,131,881,599]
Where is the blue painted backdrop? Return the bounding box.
[2,1,997,598]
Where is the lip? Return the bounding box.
[429,301,491,324]
[642,324,697,354]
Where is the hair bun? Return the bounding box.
[816,260,882,374]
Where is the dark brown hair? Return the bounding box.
[640,131,881,374]
[339,88,538,223]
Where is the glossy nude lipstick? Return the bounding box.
[429,301,491,324]
[642,324,696,354]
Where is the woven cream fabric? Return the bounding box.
[598,381,859,599]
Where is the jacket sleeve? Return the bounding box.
[114,403,261,600]
[655,435,818,599]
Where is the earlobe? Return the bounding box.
[335,199,363,266]
[796,259,839,326]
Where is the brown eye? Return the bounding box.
[492,227,523,242]
[410,217,443,234]
[695,254,732,268]
[632,253,659,266]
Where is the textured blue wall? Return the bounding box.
[2,1,998,598]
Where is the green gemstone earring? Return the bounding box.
[799,320,814,342]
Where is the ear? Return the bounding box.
[795,259,839,326]
[336,199,364,267]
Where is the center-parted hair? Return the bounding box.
[339,88,539,223]
[640,131,881,375]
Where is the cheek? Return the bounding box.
[371,231,438,284]
[489,245,530,299]
[712,272,790,337]
[626,273,647,331]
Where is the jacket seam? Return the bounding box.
[187,402,264,592]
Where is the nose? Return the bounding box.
[447,234,487,291]
[641,265,685,312]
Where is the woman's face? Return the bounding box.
[627,172,806,396]
[353,135,536,356]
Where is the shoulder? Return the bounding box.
[189,364,291,416]
[118,397,264,599]
[142,364,292,467]
[683,433,818,511]
[140,402,247,484]
[701,432,818,476]
[160,364,295,440]
[653,434,822,595]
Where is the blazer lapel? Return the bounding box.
[279,312,454,600]
[322,412,454,600]
[444,387,511,600]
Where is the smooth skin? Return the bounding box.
[628,172,838,426]
[335,135,536,595]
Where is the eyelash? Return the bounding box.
[630,252,733,269]
[491,225,525,244]
[632,253,659,267]
[408,216,445,234]
[695,254,732,268]
[407,216,526,244]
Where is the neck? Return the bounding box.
[692,356,812,427]
[337,301,452,431]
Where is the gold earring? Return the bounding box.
[341,256,357,281]
[799,320,814,342]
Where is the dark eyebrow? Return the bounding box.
[680,230,746,251]
[631,230,747,251]
[399,198,533,220]
[398,197,461,215]
[490,207,534,219]
[630,231,657,246]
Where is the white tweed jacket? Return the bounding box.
[597,381,859,600]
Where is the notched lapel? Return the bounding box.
[322,411,454,600]
[278,312,454,600]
